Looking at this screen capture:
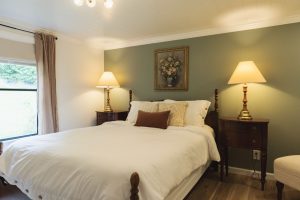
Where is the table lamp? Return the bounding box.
[228,61,266,120]
[96,71,120,112]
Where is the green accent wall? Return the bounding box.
[105,22,300,172]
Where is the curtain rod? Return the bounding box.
[0,23,58,40]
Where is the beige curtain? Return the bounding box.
[34,33,59,134]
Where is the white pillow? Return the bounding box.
[164,99,211,126]
[126,101,159,124]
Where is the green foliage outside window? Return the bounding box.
[0,63,37,86]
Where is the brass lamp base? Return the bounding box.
[104,105,113,112]
[237,83,253,120]
[104,88,113,112]
[237,109,252,120]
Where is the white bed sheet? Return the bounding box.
[0,121,220,200]
[165,161,210,200]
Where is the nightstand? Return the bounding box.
[96,111,128,125]
[219,117,269,190]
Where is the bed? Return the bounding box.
[0,89,220,200]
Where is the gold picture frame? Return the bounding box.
[155,46,189,90]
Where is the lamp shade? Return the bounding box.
[96,71,120,88]
[228,61,266,84]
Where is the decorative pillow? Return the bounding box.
[158,102,187,126]
[135,110,170,129]
[164,99,211,126]
[126,101,158,124]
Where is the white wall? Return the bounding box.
[56,37,104,131]
[0,28,104,132]
[0,37,34,62]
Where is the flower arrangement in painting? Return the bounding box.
[159,55,182,87]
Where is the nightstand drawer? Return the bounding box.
[250,134,261,148]
[222,120,264,149]
[233,123,261,133]
[96,111,128,125]
[105,112,116,121]
[224,122,261,133]
[225,130,261,149]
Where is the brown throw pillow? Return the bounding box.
[135,110,170,129]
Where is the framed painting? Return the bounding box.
[155,46,189,90]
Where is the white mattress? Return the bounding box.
[0,121,220,200]
[165,161,210,200]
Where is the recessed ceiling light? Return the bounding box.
[74,0,114,8]
[104,0,114,8]
[86,0,96,8]
[74,0,84,7]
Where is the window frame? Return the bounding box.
[0,60,38,141]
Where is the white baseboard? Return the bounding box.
[228,166,275,180]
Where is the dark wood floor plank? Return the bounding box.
[186,173,220,200]
[0,183,29,200]
[1,171,300,200]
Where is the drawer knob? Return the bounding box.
[252,126,257,130]
[252,139,256,143]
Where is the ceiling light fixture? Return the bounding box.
[74,0,84,6]
[73,0,114,8]
[104,0,114,8]
[86,0,96,8]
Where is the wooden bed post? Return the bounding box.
[0,142,3,156]
[214,88,219,142]
[214,89,218,112]
[204,89,220,172]
[127,92,138,200]
[129,89,133,111]
[130,172,140,200]
[129,90,133,103]
[214,89,219,173]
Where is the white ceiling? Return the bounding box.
[1,0,300,49]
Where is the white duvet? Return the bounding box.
[0,121,220,200]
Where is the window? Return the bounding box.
[0,61,38,141]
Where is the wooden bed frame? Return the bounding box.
[0,89,219,200]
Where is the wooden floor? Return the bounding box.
[186,172,300,200]
[1,172,300,200]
